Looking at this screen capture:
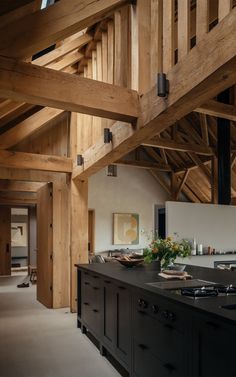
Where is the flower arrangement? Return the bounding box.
[143,236,191,269]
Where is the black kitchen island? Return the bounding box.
[76,262,236,377]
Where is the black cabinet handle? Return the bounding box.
[84,282,90,285]
[104,280,111,284]
[163,363,176,371]
[83,302,89,306]
[6,243,10,253]
[206,321,220,330]
[138,344,149,351]
[93,309,99,313]
[93,287,99,290]
[118,286,126,290]
[93,275,99,279]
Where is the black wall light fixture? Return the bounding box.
[77,154,84,166]
[157,73,169,98]
[104,128,113,143]
[107,165,117,177]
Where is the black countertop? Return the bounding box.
[76,262,236,325]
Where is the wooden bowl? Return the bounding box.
[116,258,144,268]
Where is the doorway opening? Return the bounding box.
[154,205,166,239]
[11,208,29,278]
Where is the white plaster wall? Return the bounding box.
[88,167,169,253]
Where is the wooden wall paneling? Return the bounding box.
[0,108,65,150]
[196,0,209,43]
[0,192,37,205]
[114,6,129,87]
[102,32,108,84]
[178,0,190,61]
[37,183,53,308]
[218,0,232,22]
[0,207,11,276]
[13,112,69,156]
[130,3,139,91]
[107,21,114,85]
[92,50,102,144]
[163,0,175,72]
[70,180,88,312]
[52,180,70,308]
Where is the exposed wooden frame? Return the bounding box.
[0,0,41,28]
[0,151,72,173]
[195,100,236,122]
[33,33,92,67]
[175,169,189,200]
[0,56,139,122]
[0,108,65,149]
[0,0,131,59]
[142,138,214,155]
[73,8,236,181]
[114,159,172,171]
[0,180,44,192]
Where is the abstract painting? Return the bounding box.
[113,213,139,245]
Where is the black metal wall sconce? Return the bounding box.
[77,154,84,166]
[104,128,113,143]
[157,73,169,98]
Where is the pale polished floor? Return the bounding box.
[0,275,121,377]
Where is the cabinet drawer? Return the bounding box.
[133,340,182,377]
[133,309,184,369]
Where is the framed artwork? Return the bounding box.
[11,223,27,247]
[113,213,139,245]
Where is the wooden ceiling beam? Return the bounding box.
[142,138,214,155]
[0,180,44,192]
[0,108,65,149]
[0,192,37,205]
[33,33,92,67]
[46,50,84,71]
[0,0,41,28]
[195,99,236,121]
[0,150,72,173]
[0,167,67,183]
[0,56,139,122]
[114,159,172,171]
[73,8,236,181]
[0,0,131,59]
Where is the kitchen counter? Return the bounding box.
[76,262,236,377]
[76,262,236,325]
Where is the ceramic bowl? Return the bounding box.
[116,258,144,268]
[167,264,186,272]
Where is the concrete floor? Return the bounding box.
[0,275,121,377]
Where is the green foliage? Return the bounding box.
[143,236,191,269]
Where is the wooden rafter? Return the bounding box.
[33,33,92,67]
[0,150,72,173]
[0,108,65,149]
[0,180,44,192]
[195,100,236,122]
[142,138,214,155]
[0,56,139,122]
[114,159,172,171]
[73,8,236,181]
[0,0,131,59]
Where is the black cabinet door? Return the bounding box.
[115,284,131,366]
[103,279,115,349]
[193,317,236,377]
[81,272,102,337]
